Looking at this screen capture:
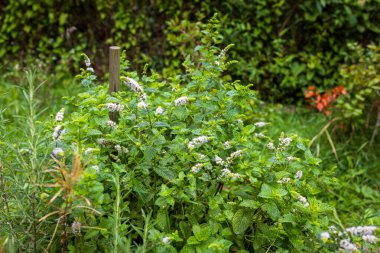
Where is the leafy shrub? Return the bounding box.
[39,31,341,252]
[305,85,346,116]
[2,1,380,102]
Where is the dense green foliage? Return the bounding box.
[2,0,380,101]
[0,1,380,252]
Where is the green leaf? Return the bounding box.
[154,166,177,181]
[239,200,260,209]
[153,122,170,127]
[261,202,280,220]
[232,209,253,235]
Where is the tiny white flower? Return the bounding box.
[298,196,309,207]
[254,122,267,127]
[137,101,148,109]
[162,236,171,244]
[107,120,117,128]
[188,136,208,150]
[215,60,220,66]
[92,165,100,173]
[340,239,357,251]
[97,138,106,145]
[124,77,143,93]
[191,163,203,173]
[174,96,188,106]
[277,177,291,184]
[255,133,265,138]
[84,148,94,155]
[320,232,330,242]
[52,147,64,158]
[115,145,122,152]
[155,106,164,116]
[267,142,275,150]
[226,150,243,164]
[295,170,303,179]
[86,67,94,73]
[52,124,64,141]
[237,119,243,125]
[214,156,225,165]
[55,109,64,122]
[106,103,124,112]
[84,57,91,67]
[279,137,292,147]
[362,235,377,244]
[223,141,231,149]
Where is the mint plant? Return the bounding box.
[40,31,344,252]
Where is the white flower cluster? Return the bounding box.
[52,124,65,141]
[84,56,94,73]
[226,150,243,164]
[137,101,148,109]
[221,168,240,180]
[215,156,224,166]
[267,142,275,150]
[362,235,377,243]
[115,145,129,154]
[155,106,164,116]
[320,231,330,242]
[52,147,64,158]
[298,196,309,207]
[340,239,357,252]
[97,138,107,145]
[287,156,295,161]
[107,120,117,129]
[188,136,208,150]
[279,137,292,147]
[277,177,290,184]
[321,225,378,251]
[84,148,94,155]
[295,170,303,179]
[223,141,231,149]
[214,150,243,180]
[123,77,148,108]
[162,236,171,244]
[55,109,64,122]
[174,96,188,106]
[254,122,267,127]
[92,165,100,173]
[255,133,265,138]
[346,226,377,237]
[106,103,124,112]
[191,163,204,173]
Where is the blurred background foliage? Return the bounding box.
[1,0,380,102]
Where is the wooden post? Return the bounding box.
[109,46,120,122]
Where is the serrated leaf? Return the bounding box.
[261,202,280,220]
[154,166,177,181]
[87,129,103,136]
[239,200,260,209]
[232,209,253,235]
[153,122,170,127]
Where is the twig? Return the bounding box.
[370,107,380,146]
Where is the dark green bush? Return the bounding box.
[1,0,380,102]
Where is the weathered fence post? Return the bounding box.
[109,46,120,122]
